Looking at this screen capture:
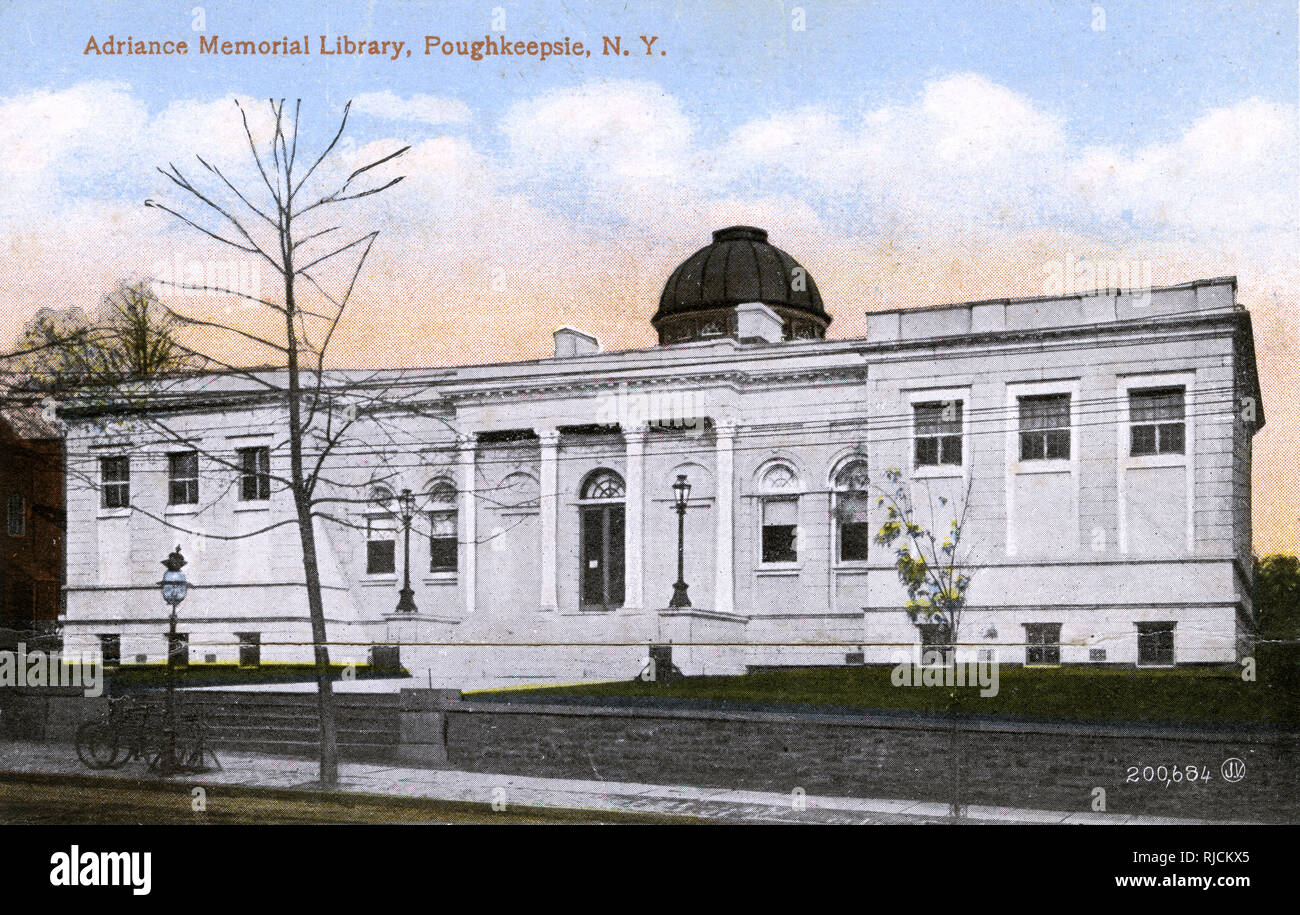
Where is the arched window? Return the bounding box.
[578,470,625,609]
[759,463,799,564]
[834,459,870,563]
[427,481,458,573]
[580,469,625,501]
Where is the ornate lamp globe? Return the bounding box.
[160,546,189,607]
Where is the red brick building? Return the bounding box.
[0,401,63,648]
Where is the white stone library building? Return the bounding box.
[60,227,1263,683]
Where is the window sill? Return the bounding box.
[233,501,272,513]
[912,465,964,480]
[164,504,201,516]
[98,509,131,520]
[756,566,801,576]
[1010,460,1072,475]
[423,573,457,585]
[1123,454,1187,470]
[833,562,871,572]
[360,576,398,587]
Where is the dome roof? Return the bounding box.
[653,227,829,339]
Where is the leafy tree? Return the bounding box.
[873,466,976,659]
[10,281,199,391]
[873,465,979,818]
[1255,554,1300,670]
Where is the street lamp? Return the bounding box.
[159,546,189,777]
[395,488,418,613]
[668,474,692,608]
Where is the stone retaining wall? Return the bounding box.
[441,697,1298,822]
[4,687,1294,821]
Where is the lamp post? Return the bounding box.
[395,488,418,613]
[159,546,189,777]
[669,474,692,608]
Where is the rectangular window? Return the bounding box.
[1018,394,1071,460]
[238,447,271,501]
[761,497,798,563]
[6,493,23,537]
[429,509,458,572]
[837,492,871,562]
[1024,623,1062,666]
[236,632,261,668]
[1137,622,1175,666]
[914,401,963,467]
[366,516,396,575]
[100,457,130,509]
[168,451,199,505]
[98,634,120,667]
[1129,387,1185,456]
[918,622,954,666]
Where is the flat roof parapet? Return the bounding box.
[865,277,1238,344]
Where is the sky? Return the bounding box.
[0,0,1296,551]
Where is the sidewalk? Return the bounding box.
[0,741,1242,825]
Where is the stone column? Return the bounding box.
[624,424,647,612]
[538,428,559,612]
[714,420,736,615]
[458,433,477,616]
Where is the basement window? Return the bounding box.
[1024,623,1062,666]
[1136,622,1176,667]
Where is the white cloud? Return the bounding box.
[351,91,471,126]
[502,80,694,186]
[718,73,1069,230]
[1071,97,1299,237]
[0,82,147,219]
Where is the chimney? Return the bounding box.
[735,302,784,344]
[553,326,600,357]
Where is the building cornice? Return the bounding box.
[58,309,1248,421]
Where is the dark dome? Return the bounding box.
[653,227,829,345]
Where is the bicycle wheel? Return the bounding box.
[75,721,120,769]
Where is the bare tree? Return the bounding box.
[137,99,410,785]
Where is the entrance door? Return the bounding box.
[580,504,625,610]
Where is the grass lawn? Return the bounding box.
[475,662,1299,728]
